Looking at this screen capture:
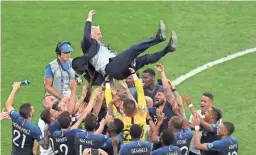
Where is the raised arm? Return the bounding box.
[118,80,136,103]
[194,114,208,151]
[129,68,146,106]
[5,82,21,113]
[182,95,198,117]
[67,80,78,115]
[155,64,175,103]
[81,10,95,50]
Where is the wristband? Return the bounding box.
[189,104,193,108]
[106,83,111,89]
[195,126,200,131]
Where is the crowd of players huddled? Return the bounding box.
[3,63,238,155]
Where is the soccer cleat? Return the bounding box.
[156,20,166,41]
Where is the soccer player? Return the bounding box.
[106,68,149,144]
[193,114,238,155]
[74,114,107,155]
[119,124,152,155]
[169,116,193,155]
[5,82,49,155]
[183,95,223,155]
[51,111,84,155]
[103,118,124,155]
[151,129,181,155]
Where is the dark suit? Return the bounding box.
[72,21,104,85]
[72,20,170,85]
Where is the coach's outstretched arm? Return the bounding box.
[81,10,96,51]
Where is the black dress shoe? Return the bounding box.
[156,20,166,41]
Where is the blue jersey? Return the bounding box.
[173,128,193,155]
[119,140,152,155]
[201,124,220,155]
[103,133,124,154]
[148,103,176,134]
[10,110,43,155]
[207,136,238,155]
[51,129,83,155]
[74,131,107,155]
[152,145,181,155]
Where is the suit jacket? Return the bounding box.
[72,20,105,85]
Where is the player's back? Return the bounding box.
[51,129,83,155]
[151,145,181,155]
[74,131,107,155]
[119,140,152,155]
[10,110,42,155]
[207,136,238,155]
[172,128,193,155]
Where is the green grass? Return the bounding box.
[2,1,256,154]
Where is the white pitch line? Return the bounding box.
[173,47,256,86]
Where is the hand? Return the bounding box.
[156,108,165,122]
[155,63,164,72]
[129,67,135,74]
[70,80,78,90]
[100,118,106,125]
[105,115,114,124]
[12,82,21,92]
[83,148,91,155]
[118,80,128,89]
[105,75,110,82]
[0,108,10,121]
[88,10,96,19]
[182,95,192,105]
[98,149,108,155]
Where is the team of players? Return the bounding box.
[5,64,238,155]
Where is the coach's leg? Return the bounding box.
[105,20,166,79]
[135,32,177,71]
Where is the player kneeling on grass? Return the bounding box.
[193,114,238,155]
[5,82,49,155]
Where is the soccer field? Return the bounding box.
[1,1,256,154]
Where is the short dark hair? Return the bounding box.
[157,88,165,93]
[84,114,98,131]
[130,124,142,139]
[19,103,32,119]
[223,121,235,136]
[211,107,222,121]
[203,92,214,101]
[58,111,71,129]
[160,129,174,146]
[171,116,183,130]
[143,68,156,77]
[114,118,124,134]
[40,109,51,124]
[123,98,136,115]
